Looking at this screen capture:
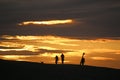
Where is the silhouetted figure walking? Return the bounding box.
[80,52,85,66]
[61,53,64,64]
[55,55,59,64]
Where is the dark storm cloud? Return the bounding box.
[0,0,120,39]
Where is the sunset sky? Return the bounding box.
[0,0,120,69]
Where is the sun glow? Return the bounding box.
[18,19,73,26]
[0,35,120,68]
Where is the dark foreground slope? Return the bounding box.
[0,59,120,80]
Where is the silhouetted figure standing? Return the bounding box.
[61,53,64,64]
[55,55,59,64]
[80,52,85,66]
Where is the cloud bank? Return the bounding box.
[0,0,119,39]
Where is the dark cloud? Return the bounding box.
[0,0,120,39]
[0,48,72,55]
[38,49,72,54]
[0,46,22,49]
[0,51,39,55]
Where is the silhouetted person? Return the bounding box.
[61,53,64,64]
[55,55,59,64]
[80,52,85,66]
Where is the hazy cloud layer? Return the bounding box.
[0,49,72,55]
[0,0,120,39]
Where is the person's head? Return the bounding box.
[83,52,85,55]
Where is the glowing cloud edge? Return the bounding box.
[18,19,73,26]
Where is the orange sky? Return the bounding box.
[0,35,120,69]
[0,0,120,70]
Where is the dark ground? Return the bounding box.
[0,59,120,80]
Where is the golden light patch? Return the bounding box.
[0,49,25,51]
[1,55,29,60]
[40,53,60,57]
[18,19,73,26]
[91,57,115,60]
